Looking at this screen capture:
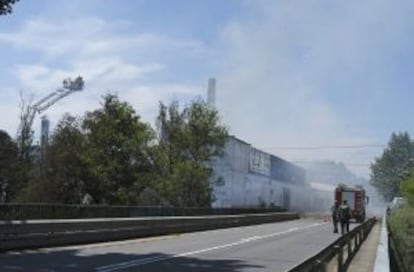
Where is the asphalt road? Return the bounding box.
[0,218,356,272]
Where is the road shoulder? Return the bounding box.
[347,221,381,272]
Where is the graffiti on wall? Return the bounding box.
[249,148,271,176]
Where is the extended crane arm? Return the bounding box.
[32,92,59,109]
[17,76,84,139]
[36,84,83,113]
[34,76,84,112]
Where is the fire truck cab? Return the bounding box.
[335,184,367,223]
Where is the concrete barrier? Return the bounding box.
[0,212,299,251]
[374,215,390,272]
[0,203,287,220]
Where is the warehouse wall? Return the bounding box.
[210,136,331,212]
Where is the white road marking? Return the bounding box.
[240,236,261,242]
[95,222,324,272]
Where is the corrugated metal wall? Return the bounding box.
[210,136,331,212]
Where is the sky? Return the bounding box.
[1,0,414,178]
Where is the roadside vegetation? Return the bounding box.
[0,0,19,15]
[370,132,414,271]
[388,201,414,271]
[371,132,414,202]
[0,94,228,207]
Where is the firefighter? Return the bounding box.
[331,201,339,233]
[339,200,351,234]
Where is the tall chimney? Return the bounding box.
[207,77,216,108]
[40,115,50,161]
[41,115,49,148]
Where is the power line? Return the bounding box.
[292,160,371,167]
[261,144,385,150]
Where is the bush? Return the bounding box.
[400,177,414,207]
[388,205,414,271]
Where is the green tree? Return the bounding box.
[14,115,88,203]
[81,94,155,204]
[156,99,228,207]
[168,161,212,207]
[0,0,19,15]
[0,130,19,201]
[0,129,33,202]
[371,132,414,201]
[400,176,414,206]
[44,114,87,203]
[16,95,34,163]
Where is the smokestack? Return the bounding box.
[40,115,50,161]
[207,77,216,108]
[41,115,49,148]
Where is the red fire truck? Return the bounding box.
[335,184,367,222]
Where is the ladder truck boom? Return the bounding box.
[17,76,84,141]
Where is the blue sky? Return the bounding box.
[1,0,414,178]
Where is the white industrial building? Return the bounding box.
[205,79,330,212]
[209,136,331,212]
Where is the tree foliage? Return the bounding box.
[400,176,414,206]
[5,93,228,207]
[0,0,19,16]
[81,94,155,204]
[13,115,84,203]
[0,130,19,201]
[0,129,34,202]
[156,99,228,207]
[44,114,87,203]
[371,132,414,201]
[17,93,34,162]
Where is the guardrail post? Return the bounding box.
[360,226,363,241]
[347,240,352,259]
[362,223,367,238]
[354,233,359,252]
[334,245,344,272]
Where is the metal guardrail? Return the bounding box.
[0,212,299,251]
[288,218,376,272]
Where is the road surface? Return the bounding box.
[0,218,356,272]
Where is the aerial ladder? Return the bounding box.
[17,76,84,159]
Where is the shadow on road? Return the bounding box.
[0,249,264,272]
